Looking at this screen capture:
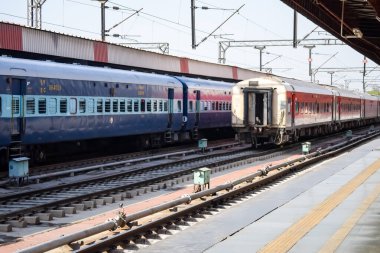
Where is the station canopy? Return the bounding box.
[281,0,380,65]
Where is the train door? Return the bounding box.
[291,93,296,127]
[360,98,364,119]
[10,78,26,135]
[167,88,174,129]
[195,90,200,127]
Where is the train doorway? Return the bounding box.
[244,89,272,127]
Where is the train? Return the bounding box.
[0,57,233,170]
[232,74,379,147]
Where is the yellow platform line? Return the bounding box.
[319,182,380,253]
[258,157,380,253]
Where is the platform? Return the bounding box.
[140,137,380,253]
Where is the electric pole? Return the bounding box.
[254,46,266,71]
[98,0,108,42]
[191,0,196,49]
[304,45,315,82]
[27,0,47,28]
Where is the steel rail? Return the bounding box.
[0,144,286,221]
[19,130,380,253]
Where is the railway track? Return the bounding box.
[0,139,236,182]
[0,142,292,229]
[20,128,380,253]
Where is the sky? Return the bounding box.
[1,0,379,92]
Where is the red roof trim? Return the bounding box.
[0,23,22,51]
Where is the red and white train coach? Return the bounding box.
[232,74,379,147]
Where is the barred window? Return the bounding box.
[38,98,46,114]
[153,100,158,112]
[79,98,86,113]
[12,97,20,114]
[147,100,152,112]
[105,99,111,113]
[26,98,35,114]
[97,99,103,113]
[127,99,132,112]
[60,98,67,113]
[133,99,139,112]
[159,100,163,112]
[112,99,118,112]
[120,100,126,112]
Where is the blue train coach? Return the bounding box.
[0,57,233,169]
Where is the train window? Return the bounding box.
[79,99,86,113]
[189,101,194,112]
[295,102,299,113]
[211,102,215,111]
[12,97,20,114]
[203,101,208,111]
[120,100,126,112]
[88,99,95,113]
[38,98,46,114]
[159,100,163,112]
[60,99,67,113]
[218,102,222,111]
[215,102,219,111]
[153,100,158,112]
[112,99,118,112]
[140,99,146,112]
[177,100,182,112]
[133,99,139,112]
[26,98,35,114]
[105,99,111,113]
[287,98,291,114]
[300,102,304,113]
[49,98,57,114]
[163,101,168,112]
[127,99,132,112]
[317,103,319,113]
[146,100,152,112]
[70,98,77,114]
[97,99,103,113]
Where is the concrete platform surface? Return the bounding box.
[140,137,380,253]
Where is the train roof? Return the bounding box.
[279,77,333,96]
[175,76,233,90]
[0,57,182,87]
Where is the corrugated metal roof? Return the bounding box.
[0,22,264,82]
[281,0,380,65]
